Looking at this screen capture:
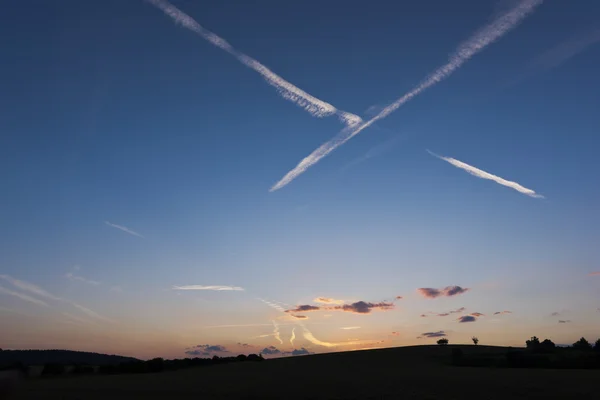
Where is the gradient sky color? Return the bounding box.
[1,0,599,359]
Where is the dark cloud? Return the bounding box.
[332,301,394,314]
[493,310,512,315]
[261,346,313,357]
[419,331,447,338]
[291,315,308,319]
[470,312,485,317]
[291,348,312,356]
[558,320,571,324]
[395,296,403,300]
[457,315,476,323]
[551,311,560,316]
[185,344,229,356]
[421,307,466,317]
[237,343,252,348]
[285,305,321,313]
[286,301,394,315]
[417,286,469,299]
[261,346,282,355]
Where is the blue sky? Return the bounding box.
[1,0,599,359]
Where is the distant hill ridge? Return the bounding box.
[0,349,139,366]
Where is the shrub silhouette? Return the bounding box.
[437,338,449,346]
[573,337,592,351]
[472,337,479,345]
[525,336,540,350]
[594,339,600,352]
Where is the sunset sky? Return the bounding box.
[1,0,599,360]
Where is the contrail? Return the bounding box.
[146,0,362,126]
[290,327,296,346]
[272,320,283,345]
[105,221,144,238]
[270,0,543,191]
[427,150,543,198]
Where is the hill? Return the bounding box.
[11,345,599,399]
[0,349,139,367]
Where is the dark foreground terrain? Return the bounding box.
[10,345,600,399]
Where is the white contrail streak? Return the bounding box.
[73,304,114,323]
[427,150,544,198]
[290,327,296,346]
[105,221,144,238]
[272,320,283,345]
[0,275,63,301]
[146,0,362,126]
[270,0,543,191]
[0,285,49,307]
[173,285,244,291]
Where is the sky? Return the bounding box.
[1,0,599,359]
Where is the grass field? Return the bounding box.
[11,345,599,399]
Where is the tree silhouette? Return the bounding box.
[526,336,540,350]
[472,337,479,345]
[594,338,600,352]
[437,338,449,345]
[572,337,592,351]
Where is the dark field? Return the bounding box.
[12,345,599,399]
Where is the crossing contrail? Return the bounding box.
[146,0,362,126]
[270,0,543,191]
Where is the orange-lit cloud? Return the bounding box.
[395,296,403,300]
[470,312,485,317]
[314,297,344,305]
[493,310,512,315]
[589,271,600,276]
[421,307,466,317]
[291,315,308,319]
[341,326,361,330]
[417,286,469,299]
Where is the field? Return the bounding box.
[11,345,599,399]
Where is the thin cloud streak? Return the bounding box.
[146,0,361,126]
[65,273,101,286]
[104,221,144,238]
[173,285,244,291]
[270,0,543,191]
[428,150,544,198]
[0,275,62,301]
[272,320,283,345]
[73,303,114,323]
[341,326,361,330]
[290,327,296,346]
[0,285,49,307]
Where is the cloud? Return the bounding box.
[286,301,394,315]
[272,320,283,345]
[428,150,543,198]
[470,312,485,317]
[237,343,253,348]
[458,315,477,323]
[417,286,469,299]
[551,311,561,316]
[146,0,361,127]
[341,326,361,330]
[395,296,403,300]
[314,297,344,305]
[290,327,296,346]
[493,310,512,315]
[185,344,229,357]
[65,272,101,286]
[261,346,282,355]
[391,332,400,336]
[291,348,312,356]
[172,285,244,291]
[73,303,114,323]
[291,315,308,319]
[419,331,447,338]
[531,28,600,71]
[558,320,571,324]
[0,275,62,301]
[422,307,466,317]
[589,272,600,276]
[332,301,394,314]
[104,221,143,238]
[269,0,543,191]
[0,285,49,307]
[286,305,321,313]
